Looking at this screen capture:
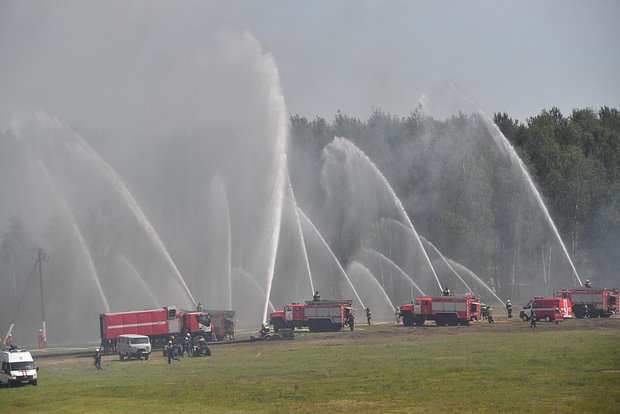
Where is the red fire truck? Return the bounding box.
[519,297,572,322]
[555,287,619,318]
[99,306,214,352]
[399,295,481,326]
[269,299,354,332]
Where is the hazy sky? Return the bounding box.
[216,0,620,122]
[1,0,618,127]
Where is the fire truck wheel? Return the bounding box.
[545,315,552,322]
[521,315,529,322]
[402,313,414,327]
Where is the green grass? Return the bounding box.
[1,320,619,413]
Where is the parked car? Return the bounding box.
[117,334,151,360]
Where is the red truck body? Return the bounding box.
[519,297,572,322]
[400,295,481,326]
[99,306,213,350]
[556,288,619,318]
[269,300,354,332]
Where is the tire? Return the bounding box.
[573,306,585,319]
[307,320,319,332]
[521,314,529,322]
[402,312,414,327]
[545,316,552,322]
[272,319,285,333]
[145,353,149,361]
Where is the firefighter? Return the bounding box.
[37,329,46,349]
[366,307,372,325]
[347,313,355,331]
[167,341,180,364]
[94,349,103,370]
[442,287,451,296]
[481,303,488,320]
[196,302,203,311]
[259,324,270,338]
[182,333,192,357]
[313,291,321,301]
[530,311,537,328]
[506,300,513,318]
[584,279,592,288]
[487,306,494,323]
[395,307,401,324]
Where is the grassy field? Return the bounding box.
[1,318,619,413]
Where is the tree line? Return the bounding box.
[288,106,620,291]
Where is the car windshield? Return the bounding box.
[131,338,149,344]
[10,361,35,370]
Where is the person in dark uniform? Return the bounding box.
[365,307,372,325]
[530,310,537,328]
[347,313,355,331]
[167,341,180,364]
[506,300,513,318]
[487,306,494,323]
[94,349,103,370]
[313,291,320,301]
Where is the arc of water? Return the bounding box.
[117,253,160,307]
[64,127,198,307]
[446,258,505,306]
[348,261,395,310]
[34,160,111,312]
[219,180,233,310]
[13,112,197,307]
[445,87,581,287]
[333,138,443,292]
[261,52,289,324]
[286,173,314,294]
[360,247,425,297]
[296,206,365,308]
[234,267,276,313]
[419,236,475,295]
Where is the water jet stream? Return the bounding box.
[329,138,443,292]
[296,207,365,308]
[34,159,111,312]
[286,173,314,293]
[439,85,581,287]
[360,247,425,297]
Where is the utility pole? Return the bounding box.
[38,248,48,343]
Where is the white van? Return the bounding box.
[117,334,151,360]
[1,349,38,387]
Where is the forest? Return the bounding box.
[287,106,620,291]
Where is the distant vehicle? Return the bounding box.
[556,287,619,318]
[99,306,214,353]
[519,297,572,322]
[269,300,354,332]
[399,295,481,326]
[116,334,151,360]
[0,349,38,387]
